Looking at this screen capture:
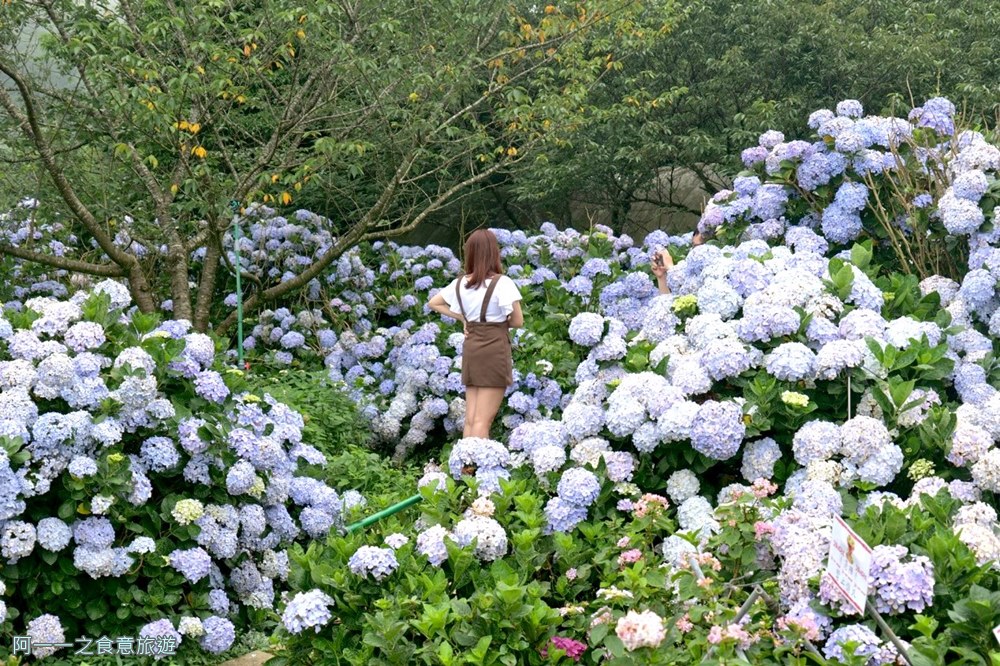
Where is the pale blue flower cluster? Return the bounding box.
[281,589,335,634]
[347,545,399,580]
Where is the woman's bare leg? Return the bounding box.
[463,387,479,438]
[470,387,506,438]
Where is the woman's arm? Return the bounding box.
[507,300,524,328]
[650,249,673,295]
[427,291,465,322]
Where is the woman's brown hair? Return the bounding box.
[463,229,503,289]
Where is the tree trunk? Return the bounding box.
[193,237,221,332]
[167,241,193,322]
[126,263,157,313]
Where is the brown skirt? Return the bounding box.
[462,321,513,387]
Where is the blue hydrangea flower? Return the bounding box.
[557,468,601,507]
[26,614,66,659]
[867,545,935,615]
[169,546,213,583]
[140,437,180,472]
[226,460,257,495]
[281,589,335,634]
[73,516,115,549]
[416,524,451,566]
[823,624,881,663]
[37,517,72,552]
[741,437,782,482]
[908,97,955,136]
[689,400,745,460]
[68,455,98,478]
[835,100,864,118]
[765,342,817,382]
[544,496,589,533]
[821,204,863,244]
[200,616,235,654]
[348,545,398,581]
[939,192,985,235]
[1,520,35,562]
[568,312,605,347]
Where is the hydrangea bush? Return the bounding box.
[7,95,1000,664]
[271,97,1000,665]
[0,283,346,660]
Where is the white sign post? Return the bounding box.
[825,515,873,614]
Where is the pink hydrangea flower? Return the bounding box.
[541,636,587,662]
[754,521,775,540]
[633,493,669,518]
[777,615,820,642]
[618,549,643,566]
[752,478,778,498]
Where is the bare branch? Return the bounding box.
[363,154,514,241]
[0,244,125,277]
[0,59,138,270]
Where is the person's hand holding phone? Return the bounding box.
[650,249,673,278]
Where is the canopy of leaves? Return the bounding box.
[0,0,676,327]
[504,0,1000,226]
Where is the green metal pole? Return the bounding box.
[345,494,423,533]
[230,201,245,367]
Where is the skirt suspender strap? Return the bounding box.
[455,275,502,323]
[479,277,501,323]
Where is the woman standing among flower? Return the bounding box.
[427,229,523,438]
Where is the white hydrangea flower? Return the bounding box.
[665,470,700,504]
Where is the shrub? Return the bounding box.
[274,97,1000,664]
[0,283,344,661]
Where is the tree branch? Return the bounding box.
[362,153,512,241]
[0,244,125,277]
[216,152,418,333]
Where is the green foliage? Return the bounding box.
[0,0,679,322]
[247,369,370,457]
[0,292,355,662]
[510,0,1000,230]
[277,468,826,666]
[851,493,1000,665]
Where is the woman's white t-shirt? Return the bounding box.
[441,275,522,323]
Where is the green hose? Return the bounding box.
[345,493,423,533]
[229,200,245,367]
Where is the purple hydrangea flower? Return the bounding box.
[200,616,236,653]
[194,370,230,403]
[169,547,213,583]
[557,468,601,507]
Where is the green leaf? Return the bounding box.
[851,242,872,270]
[468,636,492,664]
[58,501,75,520]
[889,379,915,409]
[438,641,455,666]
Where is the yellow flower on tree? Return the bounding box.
[191,145,207,159]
